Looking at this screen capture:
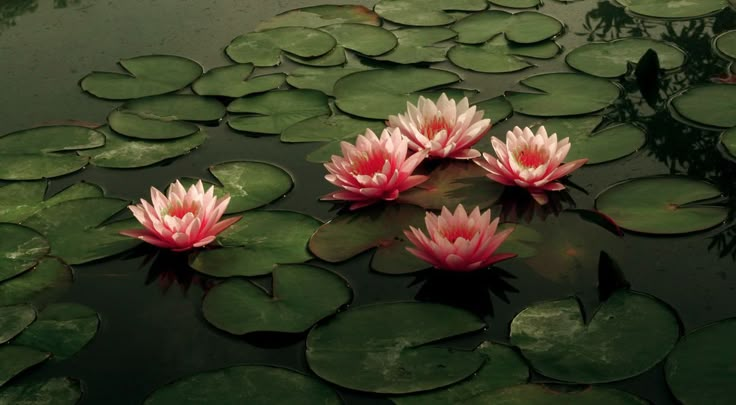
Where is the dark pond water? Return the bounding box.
[1,0,735,404]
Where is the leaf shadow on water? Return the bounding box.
[121,245,218,295]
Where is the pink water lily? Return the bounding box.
[475,126,588,205]
[323,127,429,210]
[120,180,241,251]
[404,205,516,272]
[387,93,491,159]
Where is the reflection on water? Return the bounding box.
[0,0,89,34]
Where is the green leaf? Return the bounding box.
[0,181,103,224]
[202,264,351,335]
[256,4,380,30]
[463,384,647,404]
[372,27,456,64]
[287,65,373,96]
[506,73,620,116]
[227,90,330,134]
[665,318,736,405]
[0,305,36,344]
[286,46,347,67]
[714,30,736,60]
[144,365,342,405]
[226,27,336,67]
[510,290,680,383]
[306,140,347,163]
[474,96,513,123]
[0,345,49,388]
[0,224,49,283]
[0,258,73,307]
[614,0,729,19]
[566,38,685,78]
[720,127,736,162]
[320,23,398,56]
[595,176,728,235]
[374,0,487,26]
[489,0,541,8]
[281,115,384,143]
[451,10,563,44]
[448,36,560,73]
[80,55,202,100]
[192,64,285,98]
[670,84,736,129]
[0,377,82,405]
[306,302,486,394]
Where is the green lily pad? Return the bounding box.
[374,0,487,26]
[306,301,486,394]
[451,10,563,45]
[0,181,103,224]
[286,45,347,67]
[462,385,647,405]
[448,37,560,73]
[22,198,141,265]
[281,115,384,143]
[0,258,73,307]
[474,96,513,123]
[0,377,82,405]
[0,305,36,344]
[0,224,49,283]
[665,318,736,405]
[80,55,202,100]
[12,303,99,361]
[0,126,105,180]
[501,223,541,260]
[192,64,285,98]
[202,264,351,335]
[510,290,680,383]
[226,27,336,67]
[286,65,373,96]
[391,341,529,405]
[720,127,736,161]
[321,23,398,56]
[306,140,349,163]
[80,126,207,169]
[506,73,620,116]
[334,67,461,119]
[0,345,49,387]
[670,84,736,129]
[595,176,728,235]
[144,365,342,405]
[372,27,456,64]
[714,30,736,60]
[227,90,330,134]
[614,0,729,19]
[566,38,686,78]
[190,210,321,277]
[256,4,380,30]
[489,0,541,8]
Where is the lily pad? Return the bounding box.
[0,377,82,405]
[462,385,647,405]
[506,73,620,116]
[287,65,373,96]
[0,305,36,344]
[0,224,49,283]
[144,365,342,405]
[306,301,486,393]
[719,127,736,162]
[0,258,73,307]
[286,46,347,67]
[714,30,736,60]
[510,290,680,383]
[190,210,321,277]
[566,38,686,78]
[372,27,456,64]
[227,90,330,134]
[202,264,351,335]
[374,0,487,26]
[281,115,384,143]
[595,176,728,235]
[193,64,285,98]
[226,27,336,67]
[451,11,563,45]
[448,37,560,73]
[670,84,736,129]
[489,0,541,8]
[80,55,202,100]
[0,126,105,180]
[321,23,398,56]
[13,303,99,361]
[256,4,380,30]
[0,181,103,224]
[614,0,729,19]
[665,318,736,405]
[0,345,49,387]
[474,96,513,123]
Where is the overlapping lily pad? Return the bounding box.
[714,30,736,60]
[670,84,736,129]
[0,305,36,344]
[286,65,373,96]
[226,27,336,66]
[462,385,647,404]
[595,176,727,235]
[0,181,103,223]
[202,264,351,335]
[489,0,541,8]
[566,38,686,78]
[451,11,563,44]
[193,64,285,98]
[227,90,330,134]
[614,0,729,19]
[13,303,99,361]
[281,115,383,144]
[256,4,380,30]
[374,0,487,26]
[288,23,398,66]
[448,37,560,73]
[372,27,456,64]
[0,259,73,307]
[0,345,49,387]
[80,55,202,100]
[306,302,486,393]
[0,224,49,283]
[719,127,736,162]
[506,73,620,116]
[0,377,82,405]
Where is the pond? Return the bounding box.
[1,0,735,404]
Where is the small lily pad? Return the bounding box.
[13,303,99,361]
[226,27,336,67]
[566,38,685,78]
[372,27,456,64]
[0,377,82,405]
[0,258,74,307]
[202,264,351,335]
[714,30,736,60]
[719,127,736,162]
[506,73,620,116]
[0,181,103,224]
[256,4,380,30]
[286,65,373,96]
[306,301,486,394]
[374,0,487,26]
[448,37,560,73]
[462,385,648,405]
[0,305,36,344]
[614,0,729,19]
[192,64,285,98]
[0,224,49,283]
[0,345,49,387]
[80,55,202,100]
[670,84,736,129]
[227,90,330,134]
[281,115,384,143]
[451,10,563,44]
[489,0,541,8]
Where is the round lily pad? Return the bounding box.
[0,305,36,344]
[227,90,330,134]
[719,127,736,161]
[614,0,729,19]
[145,365,342,405]
[462,384,647,405]
[13,303,99,361]
[506,73,620,116]
[0,345,49,387]
[193,64,285,98]
[448,37,560,73]
[286,45,347,67]
[256,4,380,30]
[281,115,384,144]
[0,181,103,224]
[510,290,680,383]
[320,23,398,56]
[566,38,686,78]
[80,55,202,100]
[374,0,488,26]
[286,65,372,96]
[0,258,73,307]
[0,377,82,405]
[665,318,736,405]
[714,30,736,60]
[489,0,541,8]
[670,84,736,129]
[202,264,351,335]
[306,301,486,394]
[372,27,456,64]
[451,10,563,45]
[595,176,727,235]
[226,27,336,67]
[0,224,49,283]
[474,96,513,123]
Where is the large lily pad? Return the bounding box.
[0,258,73,307]
[566,38,685,78]
[0,345,49,387]
[451,11,563,45]
[374,0,487,26]
[227,90,330,134]
[80,55,202,100]
[448,37,560,73]
[226,27,336,67]
[13,303,99,361]
[372,27,456,64]
[145,365,342,405]
[665,318,736,405]
[0,305,36,344]
[595,176,727,235]
[0,181,103,224]
[281,115,383,144]
[0,377,82,405]
[505,73,620,116]
[474,96,513,123]
[193,64,285,98]
[462,385,647,405]
[256,4,380,30]
[614,0,729,19]
[0,126,105,180]
[202,264,351,335]
[714,30,736,60]
[670,84,736,129]
[306,301,486,393]
[0,224,49,283]
[719,127,736,162]
[510,290,680,383]
[190,210,321,277]
[286,65,373,96]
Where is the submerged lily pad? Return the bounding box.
[226,27,336,67]
[0,181,103,224]
[0,345,49,387]
[13,303,99,361]
[228,90,330,134]
[0,377,82,405]
[145,365,342,405]
[463,385,647,405]
[202,264,351,335]
[566,38,685,78]
[80,55,202,100]
[506,73,620,116]
[306,302,486,393]
[451,10,563,44]
[373,27,456,64]
[614,0,729,19]
[281,115,383,144]
[489,0,541,8]
[714,30,736,60]
[448,37,560,73]
[510,290,680,383]
[193,64,285,98]
[256,4,380,30]
[0,305,36,344]
[0,224,49,283]
[670,84,736,129]
[286,65,373,96]
[0,258,73,307]
[665,318,736,405]
[595,176,727,235]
